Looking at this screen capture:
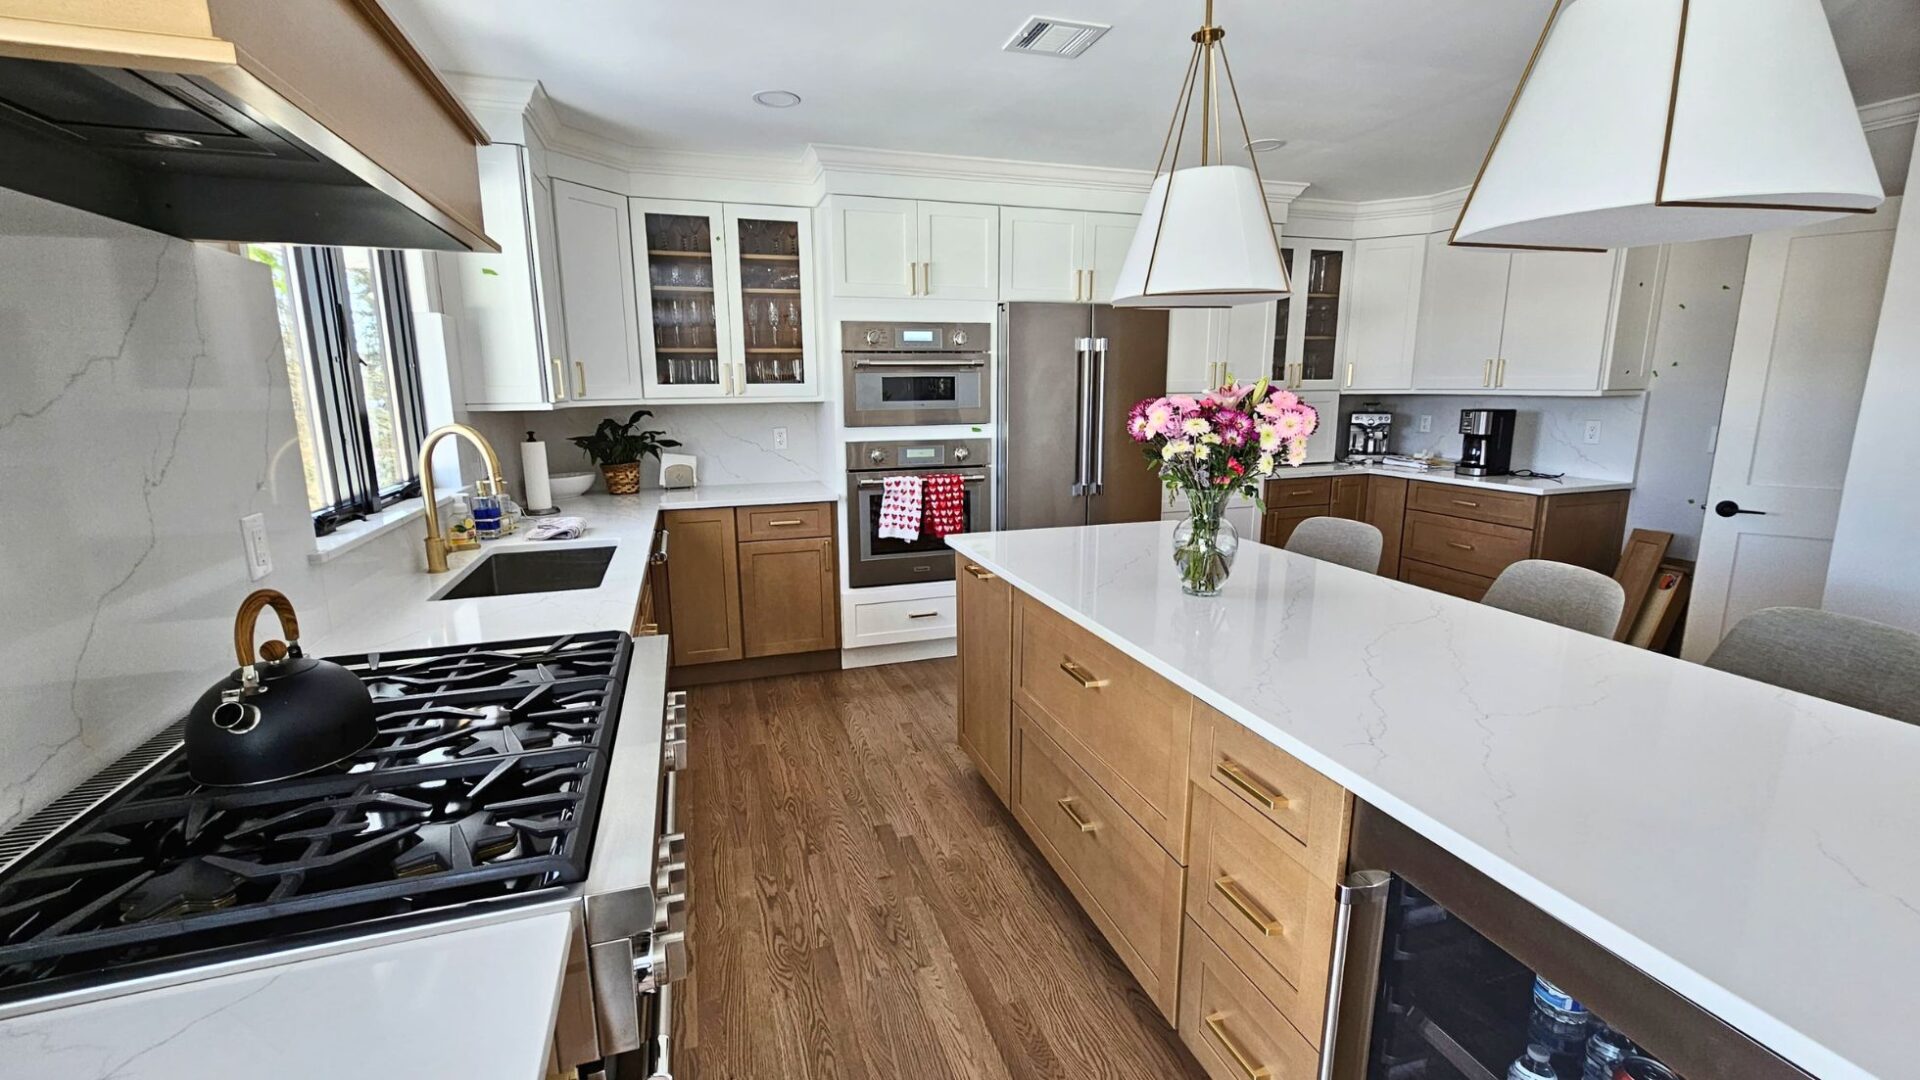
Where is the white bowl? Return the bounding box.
[549,471,597,498]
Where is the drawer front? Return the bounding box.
[1399,559,1495,602]
[1016,711,1186,1021]
[1187,790,1339,1045]
[1190,704,1351,884]
[853,595,957,638]
[1016,594,1193,859]
[735,502,833,541]
[1179,918,1320,1080]
[1401,510,1534,579]
[1408,481,1537,529]
[1266,477,1333,509]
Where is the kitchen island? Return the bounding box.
[948,520,1920,1080]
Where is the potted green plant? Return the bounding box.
[569,410,681,495]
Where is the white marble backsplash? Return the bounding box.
[1337,394,1647,480]
[485,401,827,495]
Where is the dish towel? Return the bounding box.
[923,473,967,538]
[525,516,588,541]
[877,475,923,541]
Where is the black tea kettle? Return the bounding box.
[186,589,377,786]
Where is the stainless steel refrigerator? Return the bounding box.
[996,302,1171,530]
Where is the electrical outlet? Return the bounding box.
[239,513,272,581]
[1417,415,1432,434]
[772,426,788,451]
[1584,420,1602,445]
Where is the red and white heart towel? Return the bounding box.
[923,473,967,538]
[877,475,923,541]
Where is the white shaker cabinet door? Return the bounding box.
[1496,249,1621,391]
[1224,301,1277,388]
[999,206,1084,301]
[1166,309,1229,393]
[1082,212,1141,304]
[550,179,643,401]
[452,143,550,408]
[1413,232,1509,390]
[918,201,999,300]
[831,196,918,298]
[1344,234,1425,391]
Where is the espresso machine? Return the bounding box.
[1345,408,1393,462]
[1457,408,1516,476]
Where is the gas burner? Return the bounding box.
[0,630,632,999]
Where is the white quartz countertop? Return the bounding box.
[307,480,838,657]
[948,521,1919,1080]
[1285,461,1632,495]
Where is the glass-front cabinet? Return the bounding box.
[632,199,817,401]
[1271,238,1351,391]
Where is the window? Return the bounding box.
[248,244,430,535]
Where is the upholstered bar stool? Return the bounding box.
[1706,606,1920,726]
[1481,560,1625,638]
[1284,517,1384,575]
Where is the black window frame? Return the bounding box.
[286,247,430,536]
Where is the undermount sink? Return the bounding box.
[433,545,617,601]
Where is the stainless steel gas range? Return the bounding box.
[0,631,686,1080]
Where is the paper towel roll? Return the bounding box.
[521,433,556,511]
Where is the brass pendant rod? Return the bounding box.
[1151,40,1206,180]
[1143,35,1209,297]
[1218,40,1291,291]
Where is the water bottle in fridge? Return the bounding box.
[1508,1045,1562,1080]
[1528,976,1591,1059]
[1582,1020,1633,1080]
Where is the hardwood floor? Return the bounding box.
[674,658,1207,1080]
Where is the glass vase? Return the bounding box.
[1172,506,1239,597]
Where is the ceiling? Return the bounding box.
[386,0,1920,202]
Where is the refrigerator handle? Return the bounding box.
[1072,337,1096,496]
[1322,869,1392,1080]
[1089,338,1110,495]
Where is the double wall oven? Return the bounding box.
[845,439,993,588]
[841,321,991,428]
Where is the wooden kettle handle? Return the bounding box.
[233,589,301,667]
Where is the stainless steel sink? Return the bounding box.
[433,546,617,601]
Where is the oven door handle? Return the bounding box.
[850,357,987,369]
[857,474,987,488]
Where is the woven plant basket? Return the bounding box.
[600,461,643,495]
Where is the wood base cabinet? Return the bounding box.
[663,502,839,674]
[956,562,1013,804]
[662,508,744,666]
[1179,917,1322,1080]
[739,537,837,657]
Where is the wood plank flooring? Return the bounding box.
[674,658,1206,1080]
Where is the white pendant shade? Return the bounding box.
[1112,165,1291,308]
[1454,0,1884,250]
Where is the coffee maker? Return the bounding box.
[1456,409,1516,477]
[1346,408,1393,462]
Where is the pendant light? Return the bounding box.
[1111,0,1290,308]
[1453,0,1884,251]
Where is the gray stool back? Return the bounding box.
[1706,606,1920,725]
[1482,560,1626,637]
[1283,517,1383,574]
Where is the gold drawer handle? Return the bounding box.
[1056,797,1098,833]
[766,518,805,527]
[1288,489,1314,496]
[1446,541,1475,551]
[964,564,997,581]
[1214,877,1283,937]
[637,622,660,636]
[908,611,941,620]
[1451,499,1480,508]
[1203,1013,1272,1080]
[1059,659,1108,689]
[1214,760,1285,810]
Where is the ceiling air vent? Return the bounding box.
[1003,16,1111,59]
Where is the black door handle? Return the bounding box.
[1714,500,1767,518]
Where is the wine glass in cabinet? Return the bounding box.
[633,201,733,397]
[723,204,817,398]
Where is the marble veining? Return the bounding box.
[949,521,1920,1080]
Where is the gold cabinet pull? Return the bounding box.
[1059,659,1108,689]
[550,357,567,401]
[1345,361,1354,388]
[1446,541,1475,551]
[1496,357,1508,387]
[964,564,996,581]
[766,519,805,527]
[1482,358,1493,387]
[1056,797,1097,833]
[574,360,587,397]
[1084,268,1095,299]
[637,622,660,636]
[1214,877,1283,937]
[1203,1013,1272,1080]
[1451,499,1480,508]
[1214,760,1283,810]
[1289,489,1314,496]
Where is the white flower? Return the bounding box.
[1288,436,1310,462]
[1257,424,1281,452]
[1256,453,1276,476]
[1200,432,1222,445]
[1180,417,1211,437]
[1162,440,1193,461]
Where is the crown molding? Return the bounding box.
[808,143,1310,204]
[1861,93,1920,133]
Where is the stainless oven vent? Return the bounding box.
[0,720,185,875]
[1003,17,1111,59]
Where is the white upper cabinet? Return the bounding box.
[1274,238,1352,391]
[1413,232,1511,390]
[451,143,567,410]
[725,204,819,397]
[1166,309,1229,393]
[1497,249,1621,391]
[830,195,997,299]
[551,179,644,402]
[1223,301,1277,386]
[1343,235,1426,392]
[1083,212,1141,303]
[1603,246,1669,392]
[918,202,999,300]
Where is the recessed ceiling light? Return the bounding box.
[1245,138,1288,153]
[752,90,802,108]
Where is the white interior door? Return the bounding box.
[1684,209,1899,661]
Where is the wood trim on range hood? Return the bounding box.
[0,0,497,252]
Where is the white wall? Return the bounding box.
[1624,237,1751,560]
[1825,137,1920,629]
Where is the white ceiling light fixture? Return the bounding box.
[751,90,802,108]
[1453,0,1885,251]
[1112,0,1289,308]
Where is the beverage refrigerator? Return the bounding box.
[1328,803,1812,1080]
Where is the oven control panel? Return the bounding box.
[846,439,991,470]
[841,321,989,352]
